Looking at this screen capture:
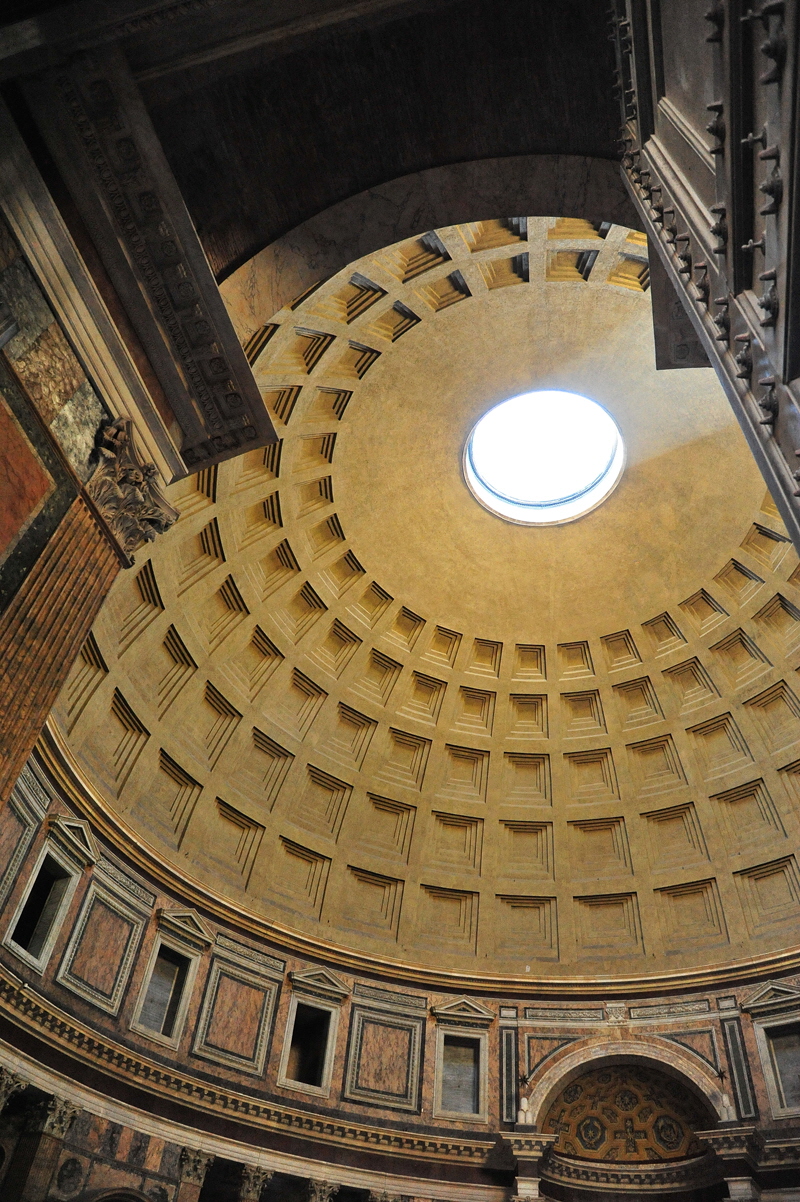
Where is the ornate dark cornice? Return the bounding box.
[36,724,800,999]
[695,1126,800,1172]
[541,1151,720,1190]
[23,48,276,475]
[506,1134,557,1159]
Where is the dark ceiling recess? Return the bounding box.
[142,0,620,281]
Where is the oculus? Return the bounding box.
[463,390,624,524]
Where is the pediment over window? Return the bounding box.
[157,908,213,950]
[431,997,495,1026]
[741,980,800,1018]
[46,816,98,867]
[289,966,350,1001]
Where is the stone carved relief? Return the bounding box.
[240,1165,274,1201]
[38,1095,80,1138]
[0,1066,27,1109]
[86,419,178,557]
[179,1146,215,1184]
[308,1181,340,1202]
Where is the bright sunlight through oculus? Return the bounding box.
[463,390,625,525]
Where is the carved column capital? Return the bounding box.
[37,1095,80,1138]
[86,418,178,559]
[179,1147,215,1185]
[0,1066,28,1109]
[308,1180,340,1202]
[240,1165,273,1201]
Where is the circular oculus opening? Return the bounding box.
[463,390,625,525]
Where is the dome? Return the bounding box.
[52,215,797,989]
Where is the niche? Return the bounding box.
[765,1022,800,1109]
[138,945,191,1040]
[439,1033,482,1115]
[9,853,72,964]
[285,1002,332,1089]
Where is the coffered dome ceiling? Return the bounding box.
[53,216,800,988]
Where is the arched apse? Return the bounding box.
[526,1039,734,1130]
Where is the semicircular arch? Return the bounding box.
[526,1037,735,1130]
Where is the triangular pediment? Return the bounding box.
[157,908,213,949]
[742,980,800,1016]
[431,996,495,1026]
[47,816,98,866]
[289,966,350,1000]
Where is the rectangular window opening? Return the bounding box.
[767,1022,800,1109]
[442,1034,481,1114]
[11,854,71,960]
[139,945,190,1038]
[286,1001,331,1087]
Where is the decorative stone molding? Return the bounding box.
[0,1066,27,1109]
[157,907,214,950]
[431,997,495,1027]
[526,1038,734,1127]
[37,1094,80,1138]
[308,1180,340,1202]
[240,1165,273,1201]
[506,1134,557,1159]
[289,967,350,1003]
[741,980,800,1019]
[86,419,178,559]
[697,1126,760,1162]
[0,962,495,1165]
[45,815,98,867]
[604,1001,627,1024]
[179,1147,215,1184]
[541,1150,720,1189]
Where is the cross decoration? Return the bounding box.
[614,1117,646,1153]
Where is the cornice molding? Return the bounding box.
[541,1150,720,1189]
[36,723,800,999]
[0,966,493,1166]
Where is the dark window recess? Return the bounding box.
[286,1002,331,1086]
[767,1022,800,1108]
[442,1034,481,1113]
[11,854,71,959]
[139,945,190,1037]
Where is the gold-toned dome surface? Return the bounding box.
[53,217,800,985]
